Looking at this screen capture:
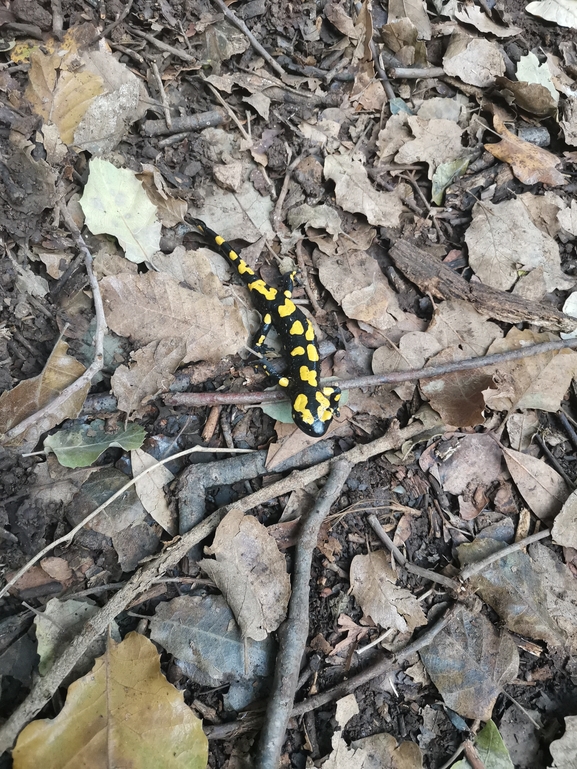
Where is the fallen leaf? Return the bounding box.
[150,594,275,710]
[496,76,558,117]
[526,0,577,29]
[25,50,104,144]
[99,271,247,363]
[419,608,519,721]
[12,632,208,769]
[44,420,146,468]
[485,113,567,186]
[548,716,577,768]
[350,551,427,633]
[394,116,465,179]
[483,328,577,412]
[324,154,403,227]
[0,339,88,451]
[288,203,342,237]
[502,446,569,520]
[389,0,432,39]
[372,331,443,401]
[200,508,291,641]
[465,199,572,293]
[132,449,176,535]
[443,34,505,86]
[552,489,577,549]
[435,434,503,496]
[451,721,514,769]
[454,5,521,36]
[111,338,187,418]
[352,732,424,769]
[506,412,540,451]
[458,538,568,647]
[516,51,559,103]
[558,199,577,236]
[80,158,161,263]
[138,164,188,228]
[560,94,577,146]
[317,251,406,332]
[426,300,503,356]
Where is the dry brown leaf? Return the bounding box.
[138,164,188,228]
[485,113,567,186]
[552,489,577,549]
[324,155,403,227]
[454,6,522,36]
[0,339,88,450]
[317,251,406,332]
[503,447,569,520]
[132,449,176,536]
[465,199,572,293]
[496,76,558,117]
[435,434,503,496]
[200,508,291,641]
[111,338,187,418]
[12,632,208,769]
[324,1,358,38]
[443,34,505,86]
[394,116,464,179]
[549,716,577,768]
[376,113,412,164]
[483,328,577,412]
[25,50,104,145]
[352,732,424,769]
[99,271,247,364]
[427,300,503,356]
[561,94,577,146]
[350,551,427,633]
[372,331,443,401]
[558,199,577,236]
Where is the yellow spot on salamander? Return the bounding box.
[291,346,305,356]
[228,250,239,261]
[293,393,315,425]
[284,290,292,298]
[257,335,266,346]
[299,366,318,387]
[278,298,296,317]
[305,321,315,341]
[307,344,319,362]
[263,313,272,325]
[215,235,225,246]
[279,377,290,388]
[248,280,277,301]
[316,391,330,408]
[238,260,255,275]
[289,320,304,335]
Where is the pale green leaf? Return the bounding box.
[516,52,559,103]
[44,419,146,467]
[451,720,514,768]
[80,158,161,263]
[431,158,469,205]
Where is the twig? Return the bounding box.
[459,529,551,582]
[129,27,197,62]
[368,38,395,101]
[559,411,577,451]
[201,76,250,141]
[295,241,325,316]
[272,146,298,233]
[0,421,426,755]
[368,514,460,590]
[1,205,106,444]
[399,172,444,243]
[210,0,286,78]
[150,60,172,129]
[257,459,352,769]
[166,337,577,408]
[534,434,575,489]
[388,67,445,79]
[141,111,224,136]
[0,447,253,602]
[51,0,63,39]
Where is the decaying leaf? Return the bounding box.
[324,155,403,227]
[549,716,577,768]
[485,114,567,186]
[443,34,505,86]
[350,551,427,633]
[44,420,146,468]
[12,632,208,769]
[465,198,572,293]
[451,721,514,769]
[419,608,519,721]
[0,339,88,451]
[99,271,247,363]
[454,5,521,36]
[458,538,568,647]
[132,449,176,536]
[351,732,424,769]
[526,0,577,29]
[394,117,465,179]
[200,508,291,641]
[502,447,569,520]
[80,158,161,263]
[553,489,577,549]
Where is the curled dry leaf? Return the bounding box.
[485,113,567,186]
[0,339,88,451]
[443,35,505,87]
[525,0,577,29]
[350,551,427,633]
[394,116,464,179]
[200,508,291,641]
[131,448,176,536]
[502,446,569,520]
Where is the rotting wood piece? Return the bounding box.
[389,240,577,333]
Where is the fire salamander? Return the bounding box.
[185,216,341,437]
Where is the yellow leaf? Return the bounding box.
[13,632,208,769]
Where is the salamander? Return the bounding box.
[185,216,341,437]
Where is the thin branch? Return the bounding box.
[1,204,106,444]
[150,60,172,129]
[0,421,425,755]
[210,0,287,78]
[167,337,577,408]
[459,529,551,582]
[257,459,352,769]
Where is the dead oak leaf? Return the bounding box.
[394,116,464,179]
[485,113,567,186]
[350,551,426,633]
[200,508,291,641]
[99,271,246,364]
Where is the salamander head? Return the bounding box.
[291,386,341,437]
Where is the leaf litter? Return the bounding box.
[1,1,577,768]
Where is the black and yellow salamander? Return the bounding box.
[185,216,341,437]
